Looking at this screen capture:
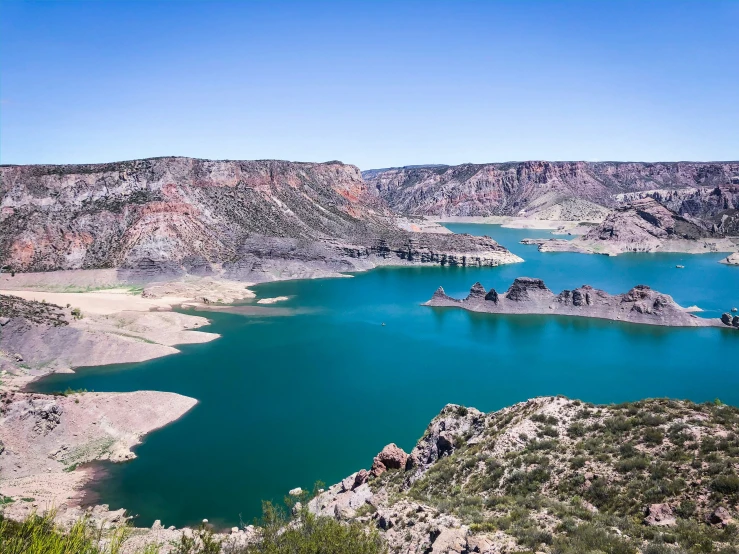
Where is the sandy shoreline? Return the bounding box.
[427,215,596,235]
[0,274,267,539]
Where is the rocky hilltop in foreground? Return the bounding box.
[310,396,739,554]
[522,198,739,256]
[0,157,521,281]
[425,277,735,329]
[365,161,739,219]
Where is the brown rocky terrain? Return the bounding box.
[310,396,739,554]
[616,185,739,235]
[522,198,739,256]
[425,278,731,329]
[0,157,521,281]
[365,161,739,219]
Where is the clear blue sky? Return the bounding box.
[1,0,738,168]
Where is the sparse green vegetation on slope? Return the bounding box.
[311,397,739,553]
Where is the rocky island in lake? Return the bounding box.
[425,277,738,329]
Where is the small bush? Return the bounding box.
[711,474,739,495]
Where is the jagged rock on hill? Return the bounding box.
[425,277,730,328]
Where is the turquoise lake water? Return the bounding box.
[29,224,739,529]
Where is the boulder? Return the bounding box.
[644,503,676,526]
[467,534,494,553]
[431,527,468,553]
[341,469,369,492]
[707,506,733,527]
[288,487,303,496]
[722,313,733,326]
[371,443,408,477]
[733,316,739,328]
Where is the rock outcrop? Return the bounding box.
[365,161,739,218]
[721,252,739,265]
[0,157,521,281]
[310,397,739,554]
[522,198,739,256]
[425,278,728,328]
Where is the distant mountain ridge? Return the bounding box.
[0,156,521,279]
[364,161,739,218]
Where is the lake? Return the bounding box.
[29,224,739,529]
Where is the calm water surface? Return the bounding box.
[30,225,739,528]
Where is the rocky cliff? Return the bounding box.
[0,157,521,281]
[617,185,739,235]
[310,396,739,554]
[522,198,739,256]
[365,161,739,219]
[425,277,727,329]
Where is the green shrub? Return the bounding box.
[711,474,739,494]
[616,456,650,473]
[244,502,385,554]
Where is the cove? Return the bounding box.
[29,224,739,529]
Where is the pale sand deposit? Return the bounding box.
[0,391,197,521]
[0,288,193,315]
[427,215,595,234]
[256,296,290,304]
[0,273,261,531]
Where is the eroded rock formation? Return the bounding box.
[426,278,729,328]
[522,198,739,256]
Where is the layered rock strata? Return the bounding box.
[366,161,739,218]
[522,198,739,256]
[0,157,521,281]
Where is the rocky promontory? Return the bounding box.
[424,277,731,329]
[522,197,739,256]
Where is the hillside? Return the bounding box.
[365,161,739,219]
[0,157,520,280]
[311,396,739,554]
[522,198,739,256]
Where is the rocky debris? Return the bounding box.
[707,507,733,527]
[429,527,468,553]
[30,400,64,435]
[365,161,739,218]
[426,278,725,329]
[0,157,521,279]
[522,198,739,256]
[644,503,676,526]
[371,443,409,477]
[311,396,739,554]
